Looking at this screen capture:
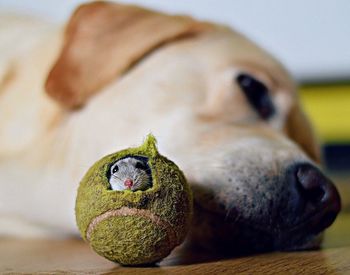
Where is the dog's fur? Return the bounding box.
[0,2,331,252]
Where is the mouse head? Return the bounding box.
[108,156,152,191]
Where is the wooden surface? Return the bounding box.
[1,179,350,274]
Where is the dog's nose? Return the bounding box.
[294,163,341,233]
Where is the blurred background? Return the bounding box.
[1,0,349,172]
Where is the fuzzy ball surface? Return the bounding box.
[75,134,193,265]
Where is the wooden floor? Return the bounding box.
[1,179,350,274]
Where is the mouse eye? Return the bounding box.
[236,73,275,120]
[112,165,119,173]
[135,161,147,170]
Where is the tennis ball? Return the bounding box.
[75,134,193,265]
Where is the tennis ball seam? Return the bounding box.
[86,207,178,246]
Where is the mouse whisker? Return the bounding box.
[111,174,122,180]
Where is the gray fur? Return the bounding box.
[109,157,151,191]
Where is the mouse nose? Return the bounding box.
[124,179,133,189]
[294,163,341,233]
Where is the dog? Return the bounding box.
[0,2,341,254]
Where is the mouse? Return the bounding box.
[108,156,152,191]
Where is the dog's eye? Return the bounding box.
[236,73,275,120]
[135,161,147,170]
[112,165,119,173]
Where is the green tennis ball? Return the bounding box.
[75,134,193,265]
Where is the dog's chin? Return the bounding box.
[190,205,328,255]
[227,221,324,254]
[276,205,339,251]
[278,233,323,251]
[232,212,333,253]
[274,224,324,252]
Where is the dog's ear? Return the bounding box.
[286,104,321,163]
[45,1,212,109]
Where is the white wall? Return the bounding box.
[1,0,349,82]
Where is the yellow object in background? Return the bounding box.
[299,83,350,143]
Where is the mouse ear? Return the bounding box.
[45,2,213,109]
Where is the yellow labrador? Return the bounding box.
[0,2,340,253]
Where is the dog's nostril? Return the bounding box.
[295,163,341,213]
[309,187,325,204]
[296,166,326,203]
[296,164,331,204]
